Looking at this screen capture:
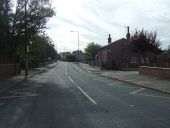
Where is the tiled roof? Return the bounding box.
[99,38,128,50]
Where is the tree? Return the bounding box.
[0,0,12,56]
[84,42,101,62]
[0,0,55,57]
[11,0,55,55]
[29,34,57,64]
[129,29,162,64]
[66,53,76,62]
[163,45,170,55]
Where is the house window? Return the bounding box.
[141,57,149,64]
[130,57,137,63]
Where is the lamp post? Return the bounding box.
[70,30,79,65]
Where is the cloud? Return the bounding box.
[46,0,170,52]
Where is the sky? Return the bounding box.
[46,0,170,52]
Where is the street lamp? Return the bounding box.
[70,30,79,65]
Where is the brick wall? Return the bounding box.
[139,66,170,79]
[0,64,20,78]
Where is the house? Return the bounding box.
[59,52,71,61]
[73,50,85,62]
[97,30,158,70]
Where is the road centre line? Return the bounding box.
[130,88,145,94]
[67,76,74,83]
[65,63,97,105]
[77,86,97,104]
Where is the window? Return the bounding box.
[130,57,137,63]
[141,57,149,64]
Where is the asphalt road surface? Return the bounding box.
[0,61,170,128]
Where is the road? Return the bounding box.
[0,61,170,128]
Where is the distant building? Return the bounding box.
[59,52,65,60]
[73,50,85,62]
[59,52,71,60]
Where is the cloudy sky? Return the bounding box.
[46,0,170,52]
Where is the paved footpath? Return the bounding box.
[79,63,170,93]
[0,62,57,94]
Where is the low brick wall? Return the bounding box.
[139,66,170,79]
[0,63,20,78]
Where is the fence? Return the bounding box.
[0,57,20,78]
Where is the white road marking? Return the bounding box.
[0,94,39,99]
[93,78,104,81]
[77,86,97,104]
[10,91,39,95]
[65,63,97,105]
[107,83,113,86]
[10,87,37,92]
[130,88,145,94]
[130,88,170,99]
[0,91,39,99]
[68,76,74,83]
[107,83,132,88]
[133,93,170,99]
[102,74,108,76]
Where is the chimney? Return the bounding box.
[108,34,111,44]
[126,26,130,39]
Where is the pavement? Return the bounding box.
[0,62,58,94]
[79,62,170,94]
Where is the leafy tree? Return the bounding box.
[85,42,101,62]
[163,46,170,55]
[29,35,57,63]
[0,0,55,57]
[11,0,55,55]
[66,53,76,62]
[0,0,12,56]
[129,29,162,64]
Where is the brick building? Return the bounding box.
[97,33,158,70]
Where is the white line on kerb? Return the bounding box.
[65,63,97,105]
